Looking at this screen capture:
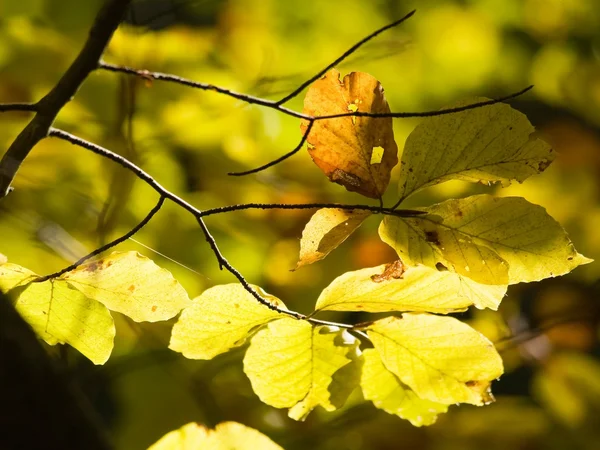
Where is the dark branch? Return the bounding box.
[276,10,416,105]
[228,120,314,176]
[0,103,38,113]
[34,196,166,283]
[0,0,133,198]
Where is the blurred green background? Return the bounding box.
[1,0,600,448]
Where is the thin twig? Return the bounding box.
[228,120,314,176]
[0,103,38,113]
[34,196,166,283]
[276,10,416,105]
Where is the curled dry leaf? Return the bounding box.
[301,69,398,199]
[296,208,371,269]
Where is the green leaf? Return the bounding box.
[420,195,591,283]
[62,251,190,322]
[397,98,554,201]
[361,349,448,426]
[315,260,506,313]
[170,284,286,360]
[0,264,114,364]
[243,318,361,421]
[147,421,283,450]
[296,208,370,269]
[379,215,509,285]
[366,314,503,405]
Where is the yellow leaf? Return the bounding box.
[296,208,370,269]
[421,195,592,283]
[0,264,114,364]
[147,421,283,450]
[379,215,509,285]
[62,251,190,322]
[361,349,448,426]
[397,98,555,201]
[170,284,286,360]
[315,261,506,313]
[301,69,398,199]
[366,314,503,405]
[243,318,361,421]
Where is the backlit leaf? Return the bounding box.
[170,284,286,360]
[0,262,38,291]
[418,195,592,283]
[301,69,398,199]
[296,208,370,269]
[361,349,448,426]
[62,251,190,322]
[379,215,509,285]
[148,421,283,450]
[0,263,114,365]
[315,261,506,313]
[397,98,554,201]
[366,314,503,405]
[243,318,361,421]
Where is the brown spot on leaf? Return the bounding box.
[567,256,573,261]
[234,303,240,308]
[436,262,449,271]
[151,305,157,312]
[128,285,136,293]
[106,261,114,268]
[538,159,552,172]
[425,230,441,246]
[84,261,102,272]
[455,209,463,219]
[331,168,362,188]
[371,260,406,283]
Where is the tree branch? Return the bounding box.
[0,0,133,198]
[0,103,38,113]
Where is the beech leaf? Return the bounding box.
[361,349,448,426]
[315,261,506,313]
[296,208,370,269]
[0,263,114,365]
[301,69,398,199]
[366,314,503,405]
[243,318,361,421]
[62,251,190,322]
[397,98,555,201]
[170,284,286,360]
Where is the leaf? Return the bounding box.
[147,421,283,450]
[170,284,286,360]
[296,208,371,269]
[361,348,448,426]
[366,314,503,405]
[62,251,190,322]
[315,261,506,313]
[301,69,398,199]
[0,264,114,364]
[379,215,509,285]
[397,97,555,201]
[420,195,591,283]
[243,318,361,421]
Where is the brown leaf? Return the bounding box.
[370,260,406,283]
[301,69,398,199]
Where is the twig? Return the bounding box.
[0,103,38,113]
[34,196,166,283]
[228,121,314,176]
[0,0,133,198]
[276,10,416,105]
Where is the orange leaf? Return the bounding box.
[301,69,398,199]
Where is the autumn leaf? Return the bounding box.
[301,69,398,199]
[296,208,370,268]
[170,284,286,360]
[366,314,503,405]
[361,349,448,426]
[397,98,555,201]
[243,318,361,421]
[0,263,114,365]
[402,195,592,283]
[147,421,283,450]
[62,251,190,322]
[315,261,506,313]
[379,215,509,285]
